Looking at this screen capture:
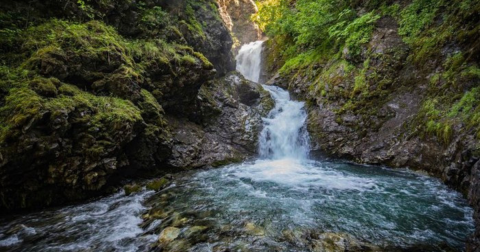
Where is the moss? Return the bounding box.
[181,54,197,65]
[211,157,243,168]
[141,89,163,113]
[1,88,43,128]
[146,177,169,191]
[124,183,142,196]
[193,52,214,69]
[139,89,166,126]
[29,77,59,97]
[183,2,207,39]
[19,20,132,67]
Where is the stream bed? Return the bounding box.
[0,158,475,251]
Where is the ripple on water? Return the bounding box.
[145,159,475,250]
[0,160,475,251]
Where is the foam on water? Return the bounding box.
[0,190,157,252]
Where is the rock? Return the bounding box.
[172,214,189,227]
[184,226,209,237]
[311,233,370,252]
[166,72,273,169]
[0,0,247,212]
[165,239,191,252]
[146,178,170,192]
[244,222,265,236]
[124,184,142,196]
[216,0,263,53]
[159,227,181,244]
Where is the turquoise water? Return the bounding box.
[142,158,474,251]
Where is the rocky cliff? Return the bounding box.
[216,0,263,53]
[0,0,271,211]
[258,0,480,249]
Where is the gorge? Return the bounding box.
[0,0,480,251]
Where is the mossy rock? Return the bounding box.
[124,184,143,196]
[29,77,60,97]
[146,177,170,192]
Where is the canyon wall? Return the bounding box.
[259,1,480,249]
[0,0,271,211]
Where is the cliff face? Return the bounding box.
[259,0,480,249]
[216,0,263,53]
[0,0,271,211]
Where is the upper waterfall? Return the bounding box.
[236,41,264,83]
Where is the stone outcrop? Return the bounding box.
[0,0,270,211]
[167,72,273,169]
[216,0,263,53]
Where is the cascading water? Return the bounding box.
[236,40,309,160]
[235,41,264,83]
[258,86,310,160]
[0,41,475,252]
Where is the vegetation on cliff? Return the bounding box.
[256,0,480,146]
[0,0,235,211]
[257,0,480,248]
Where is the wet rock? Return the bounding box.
[244,222,265,236]
[310,233,370,252]
[0,0,239,212]
[172,213,189,227]
[166,72,273,169]
[164,239,191,252]
[184,226,209,237]
[146,178,170,192]
[159,227,181,244]
[216,0,263,53]
[123,184,142,196]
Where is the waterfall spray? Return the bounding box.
[236,41,264,83]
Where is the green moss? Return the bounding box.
[140,6,169,30]
[211,157,243,168]
[141,89,163,113]
[2,88,43,128]
[29,77,59,97]
[462,66,480,79]
[184,2,206,39]
[124,183,142,196]
[181,54,197,65]
[146,177,169,191]
[193,52,214,69]
[398,0,440,45]
[21,20,131,65]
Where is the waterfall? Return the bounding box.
[236,41,310,160]
[259,86,310,160]
[236,41,264,83]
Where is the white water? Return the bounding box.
[236,41,264,82]
[0,191,157,251]
[259,86,310,160]
[236,40,309,160]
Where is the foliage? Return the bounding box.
[398,0,440,44]
[140,6,169,30]
[256,0,480,144]
[255,0,380,72]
